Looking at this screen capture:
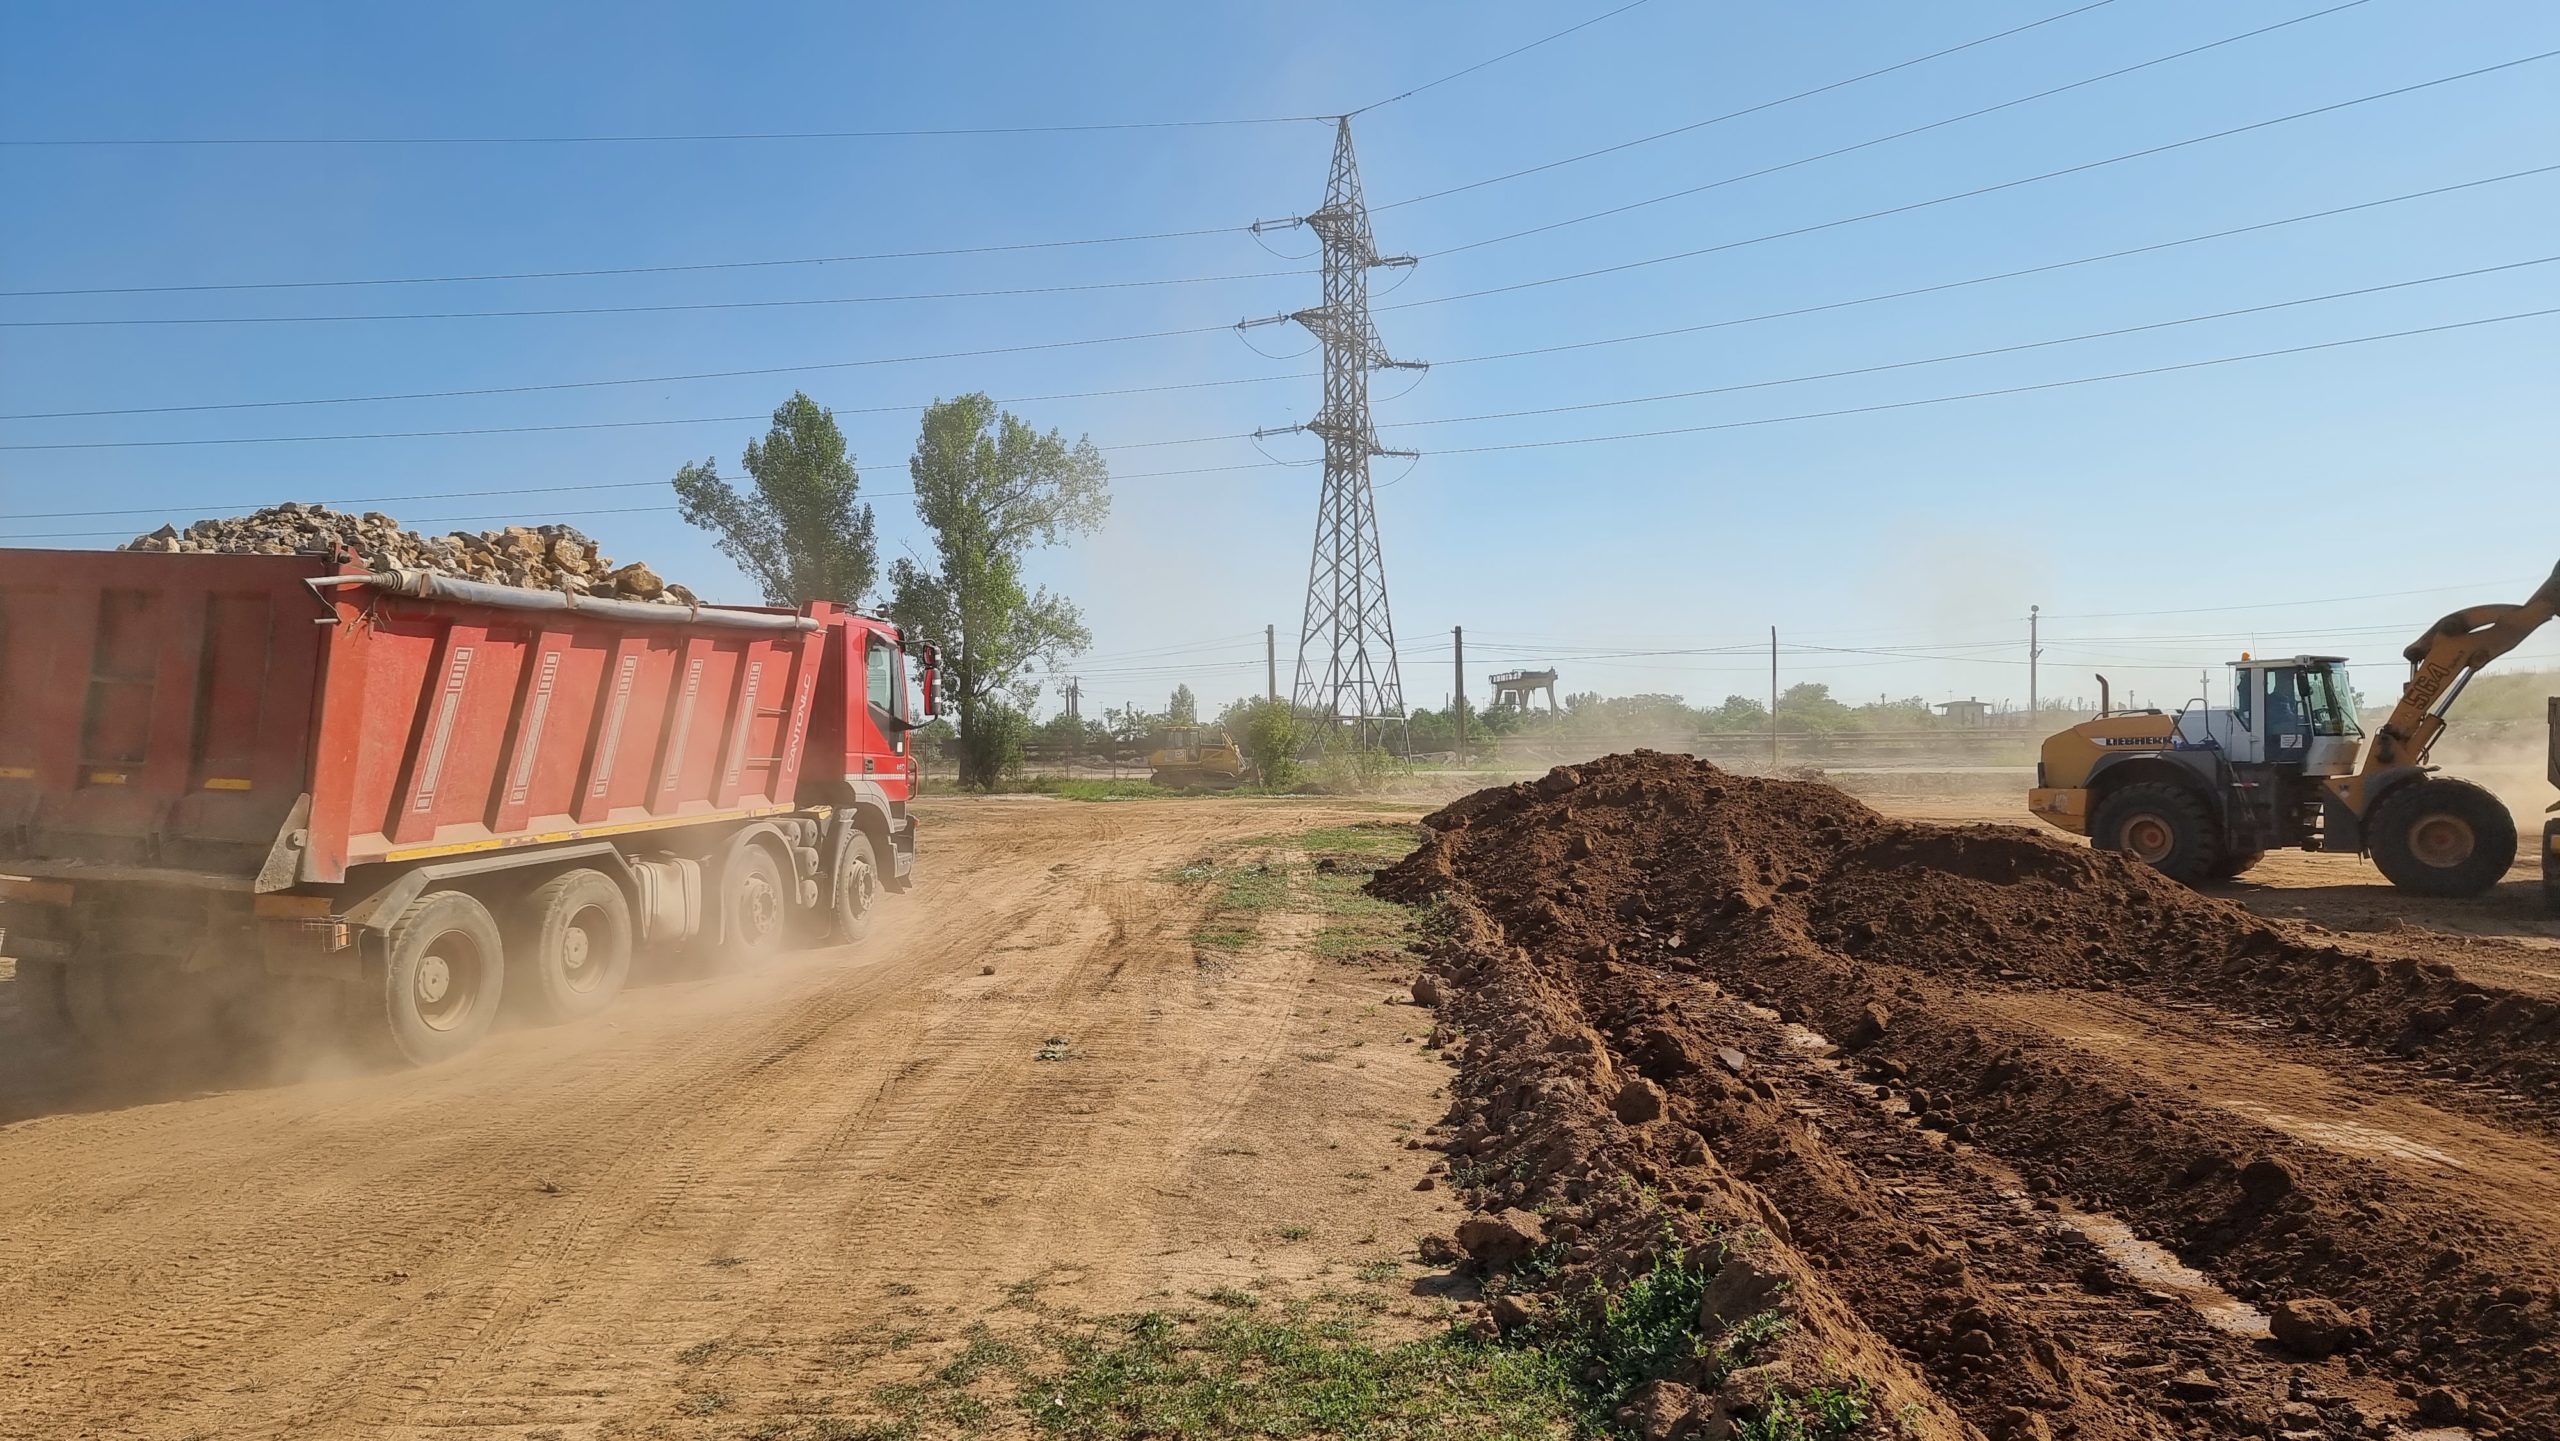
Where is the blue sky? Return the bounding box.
[3,0,2555,718]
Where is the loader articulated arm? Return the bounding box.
[2363,560,2560,773]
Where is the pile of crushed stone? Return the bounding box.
[1374,751,2560,1441]
[125,502,697,604]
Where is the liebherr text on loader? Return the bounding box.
[2028,562,2560,897]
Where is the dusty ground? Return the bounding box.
[0,797,1458,1440]
[3,770,2554,1439]
[1387,757,2560,1440]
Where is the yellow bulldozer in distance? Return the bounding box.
[2029,562,2560,897]
[1147,725,1246,791]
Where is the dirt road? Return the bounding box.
[0,797,1454,1440]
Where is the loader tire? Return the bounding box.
[516,869,632,1025]
[2091,782,2220,886]
[2209,847,2267,882]
[373,889,506,1066]
[2369,777,2516,899]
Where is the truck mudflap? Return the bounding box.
[891,813,918,882]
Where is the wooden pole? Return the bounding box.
[1769,626,1779,770]
[1453,625,1466,763]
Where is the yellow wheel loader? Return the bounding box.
[2028,562,2560,896]
[1148,726,1246,791]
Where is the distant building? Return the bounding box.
[1489,668,1560,713]
[1934,697,1996,726]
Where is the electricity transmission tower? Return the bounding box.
[1243,117,1425,735]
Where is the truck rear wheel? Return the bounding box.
[2091,782,2220,885]
[375,889,506,1065]
[2370,777,2517,899]
[517,869,631,1024]
[725,844,791,962]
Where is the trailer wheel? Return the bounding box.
[14,960,74,1035]
[2091,782,2220,885]
[830,830,880,946]
[517,869,632,1024]
[725,844,792,962]
[2369,777,2517,899]
[375,889,506,1065]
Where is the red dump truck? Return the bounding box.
[0,547,932,1064]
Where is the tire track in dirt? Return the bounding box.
[1382,753,2560,1441]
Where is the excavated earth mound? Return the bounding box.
[1379,751,2560,1441]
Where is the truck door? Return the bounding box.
[859,629,914,802]
[2262,667,2313,768]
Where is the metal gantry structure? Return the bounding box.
[1244,117,1425,736]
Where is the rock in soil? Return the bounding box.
[2269,1296,2368,1359]
[122,502,701,605]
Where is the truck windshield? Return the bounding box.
[2300,666,2362,737]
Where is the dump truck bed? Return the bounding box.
[0,550,829,891]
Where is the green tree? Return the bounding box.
[1229,697,1307,790]
[1167,684,1198,726]
[886,393,1110,790]
[673,391,877,607]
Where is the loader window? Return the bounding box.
[2300,666,2361,738]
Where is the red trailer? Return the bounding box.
[0,548,931,1064]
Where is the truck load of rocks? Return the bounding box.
[123,502,697,605]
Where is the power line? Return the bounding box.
[1417,0,2378,259]
[1383,0,2330,217]
[0,264,1310,330]
[0,0,2092,304]
[1396,305,2560,461]
[1384,255,2560,432]
[0,225,1266,300]
[1351,0,1660,115]
[11,303,2549,541]
[30,251,2540,455]
[13,158,2542,431]
[0,114,1338,149]
[1384,49,2560,314]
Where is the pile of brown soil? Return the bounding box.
[1380,752,2560,1441]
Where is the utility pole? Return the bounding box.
[2028,604,2042,719]
[1769,626,1780,770]
[1265,624,1277,704]
[1453,625,1466,760]
[1243,117,1425,744]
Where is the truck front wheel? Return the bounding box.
[375,889,506,1065]
[2370,777,2517,898]
[517,869,632,1024]
[2090,782,2221,885]
[829,830,880,946]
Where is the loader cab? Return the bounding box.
[2177,655,2361,775]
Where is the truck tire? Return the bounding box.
[516,869,632,1024]
[2370,777,2517,899]
[2091,782,2221,885]
[14,959,73,1035]
[725,843,791,962]
[829,830,880,946]
[374,889,506,1065]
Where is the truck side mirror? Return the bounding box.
[919,643,940,718]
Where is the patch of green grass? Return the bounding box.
[1258,821,1422,860]
[1274,1223,1315,1242]
[1354,1259,1403,1284]
[1018,1309,1578,1440]
[1733,1382,1871,1441]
